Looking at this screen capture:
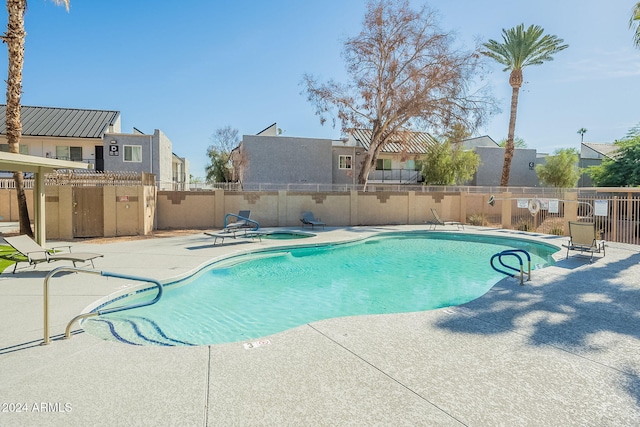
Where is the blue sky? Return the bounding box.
[1,0,639,178]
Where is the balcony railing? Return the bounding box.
[368,168,422,184]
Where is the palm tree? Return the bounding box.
[482,24,568,186]
[577,127,587,143]
[631,2,640,48]
[2,0,69,237]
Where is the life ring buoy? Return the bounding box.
[527,198,540,215]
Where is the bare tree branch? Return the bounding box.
[302,0,496,188]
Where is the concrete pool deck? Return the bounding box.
[1,225,639,426]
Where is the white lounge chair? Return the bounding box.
[4,235,103,273]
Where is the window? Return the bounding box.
[376,158,392,170]
[55,146,82,161]
[124,145,142,162]
[0,144,28,154]
[70,147,83,161]
[56,146,69,160]
[338,155,352,169]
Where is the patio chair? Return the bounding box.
[427,208,464,230]
[3,235,103,274]
[204,228,263,245]
[300,211,325,229]
[204,230,236,245]
[224,210,254,230]
[563,221,605,262]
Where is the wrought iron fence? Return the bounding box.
[465,188,640,245]
[0,170,155,188]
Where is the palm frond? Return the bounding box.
[481,23,567,71]
[45,1,70,11]
[631,2,640,48]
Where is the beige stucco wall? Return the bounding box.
[2,188,592,239]
[0,188,34,221]
[154,190,468,229]
[157,191,217,229]
[0,185,154,239]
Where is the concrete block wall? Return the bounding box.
[155,190,468,229]
[1,188,586,239]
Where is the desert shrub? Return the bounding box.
[549,225,564,236]
[467,213,486,226]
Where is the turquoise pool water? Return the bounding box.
[84,232,558,346]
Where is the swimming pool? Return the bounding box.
[83,232,558,346]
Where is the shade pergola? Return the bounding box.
[0,151,90,245]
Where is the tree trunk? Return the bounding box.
[357,125,389,191]
[5,0,33,237]
[501,69,522,187]
[357,152,374,190]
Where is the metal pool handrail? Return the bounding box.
[490,249,531,286]
[42,267,164,345]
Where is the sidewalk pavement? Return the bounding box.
[1,226,639,426]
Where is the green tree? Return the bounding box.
[303,0,494,190]
[421,141,479,185]
[631,2,640,48]
[482,24,568,186]
[205,148,231,183]
[626,122,640,138]
[2,0,69,237]
[588,135,640,186]
[205,126,239,183]
[535,148,580,188]
[189,175,204,184]
[498,136,527,148]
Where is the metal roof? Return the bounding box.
[582,142,619,159]
[350,128,437,154]
[0,105,120,138]
[461,135,499,149]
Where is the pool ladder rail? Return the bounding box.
[490,249,531,286]
[42,266,164,345]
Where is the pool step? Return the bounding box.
[84,316,194,346]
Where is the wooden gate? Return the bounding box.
[73,187,104,237]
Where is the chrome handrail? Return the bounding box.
[42,267,163,345]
